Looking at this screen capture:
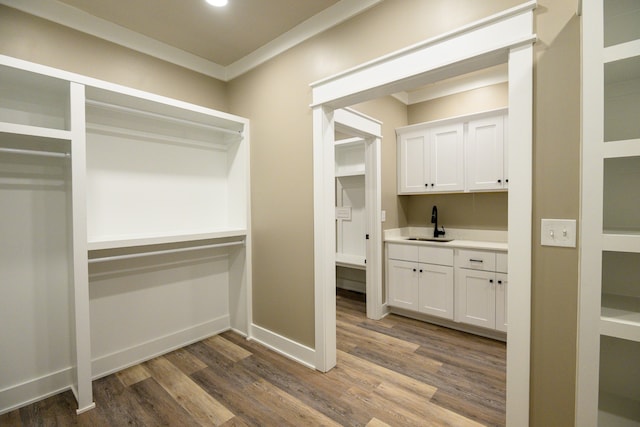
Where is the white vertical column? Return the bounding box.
[313,105,337,372]
[365,135,384,320]
[69,82,95,413]
[506,42,534,427]
[576,0,604,425]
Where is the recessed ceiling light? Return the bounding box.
[206,0,228,6]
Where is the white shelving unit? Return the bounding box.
[0,55,251,416]
[578,1,640,425]
[335,137,366,270]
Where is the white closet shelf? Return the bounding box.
[603,231,640,253]
[601,294,640,342]
[604,139,640,158]
[604,39,640,63]
[0,122,72,140]
[336,170,365,178]
[88,229,247,251]
[336,253,366,270]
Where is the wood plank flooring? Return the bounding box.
[1,290,506,426]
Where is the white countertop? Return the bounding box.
[384,227,508,252]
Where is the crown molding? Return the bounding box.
[0,0,382,82]
[225,0,382,80]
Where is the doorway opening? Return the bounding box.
[311,3,535,425]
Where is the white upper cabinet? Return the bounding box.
[397,109,507,195]
[397,123,464,194]
[398,130,429,193]
[466,114,507,191]
[430,123,465,192]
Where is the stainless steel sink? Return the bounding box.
[406,237,453,242]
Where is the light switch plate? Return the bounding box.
[541,219,577,247]
[381,210,386,222]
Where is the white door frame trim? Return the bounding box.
[311,2,536,425]
[334,108,385,320]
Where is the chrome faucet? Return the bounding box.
[431,205,446,238]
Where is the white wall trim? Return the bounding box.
[0,0,382,82]
[91,315,230,380]
[249,324,316,370]
[0,367,73,416]
[311,2,535,425]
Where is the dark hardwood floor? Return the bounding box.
[1,289,506,426]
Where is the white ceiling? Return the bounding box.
[55,0,341,66]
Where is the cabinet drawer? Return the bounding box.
[419,246,454,266]
[496,252,508,273]
[456,249,496,271]
[387,243,419,262]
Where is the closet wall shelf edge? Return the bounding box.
[602,232,640,253]
[600,294,640,342]
[603,139,640,158]
[87,229,248,251]
[0,122,72,140]
[604,39,640,63]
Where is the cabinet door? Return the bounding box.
[388,259,420,310]
[455,268,496,329]
[398,131,428,193]
[430,123,464,192]
[466,115,505,191]
[419,264,454,319]
[495,273,508,333]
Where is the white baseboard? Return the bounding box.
[0,367,73,415]
[249,324,316,370]
[92,315,231,379]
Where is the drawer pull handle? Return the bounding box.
[469,259,484,263]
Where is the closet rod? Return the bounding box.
[88,240,245,264]
[0,147,69,158]
[86,99,243,137]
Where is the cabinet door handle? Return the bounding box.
[413,268,417,272]
[469,259,484,263]
[425,183,429,187]
[431,183,435,187]
[489,279,494,283]
[498,280,503,284]
[419,269,423,273]
[498,179,502,183]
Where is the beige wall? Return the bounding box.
[404,83,510,231]
[228,0,521,349]
[0,5,228,111]
[530,1,581,425]
[1,0,582,424]
[408,82,509,124]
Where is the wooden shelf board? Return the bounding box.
[604,139,640,158]
[601,294,640,342]
[604,39,640,63]
[336,253,366,270]
[88,229,247,251]
[603,232,640,253]
[0,122,71,141]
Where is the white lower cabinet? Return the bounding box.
[386,242,507,335]
[455,249,508,332]
[387,244,454,320]
[388,259,420,311]
[418,263,454,319]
